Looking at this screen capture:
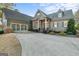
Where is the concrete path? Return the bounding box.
[15,32,79,56]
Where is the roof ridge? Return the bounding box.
[2,8,32,18]
[37,9,48,18]
[48,9,73,15]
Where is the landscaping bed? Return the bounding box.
[48,31,79,38]
[0,33,22,56]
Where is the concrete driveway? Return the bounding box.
[15,32,79,56]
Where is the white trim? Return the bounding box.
[64,21,68,27]
[10,23,28,32]
[45,18,47,30]
[54,22,57,28]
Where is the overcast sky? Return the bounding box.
[14,3,79,17]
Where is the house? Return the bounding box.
[0,8,74,33]
[32,9,51,32]
[32,9,74,32]
[0,8,32,32]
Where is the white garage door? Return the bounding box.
[11,23,28,32]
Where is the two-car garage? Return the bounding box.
[11,23,28,32]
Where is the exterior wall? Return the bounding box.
[32,20,39,30]
[51,20,68,31]
[7,19,28,32]
[75,18,79,24]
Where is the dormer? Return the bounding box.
[58,9,64,17]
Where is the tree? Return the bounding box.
[66,19,76,35]
[76,24,79,30]
[0,3,15,10]
[75,9,79,19]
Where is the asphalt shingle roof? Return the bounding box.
[33,9,74,20]
[2,8,33,23]
[48,9,74,20]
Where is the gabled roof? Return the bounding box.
[48,9,74,20]
[33,9,48,20]
[33,9,74,20]
[2,8,33,23]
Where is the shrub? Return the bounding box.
[43,30,47,34]
[53,31,60,33]
[4,27,14,33]
[0,25,4,34]
[0,30,4,34]
[59,31,66,36]
[66,19,76,35]
[48,31,55,35]
[75,24,79,30]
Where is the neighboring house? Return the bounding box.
[32,9,74,32]
[0,8,32,32]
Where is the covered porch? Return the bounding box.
[33,18,51,32]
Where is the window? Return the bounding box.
[12,24,16,31]
[21,25,24,30]
[64,21,68,27]
[58,13,62,17]
[21,25,27,31]
[23,25,26,30]
[25,25,27,30]
[17,24,20,31]
[33,21,38,29]
[54,22,57,28]
[37,13,40,16]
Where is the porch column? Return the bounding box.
[15,24,17,31]
[45,18,48,30]
[38,20,39,29]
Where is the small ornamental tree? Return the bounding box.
[66,19,76,35]
[76,24,79,30]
